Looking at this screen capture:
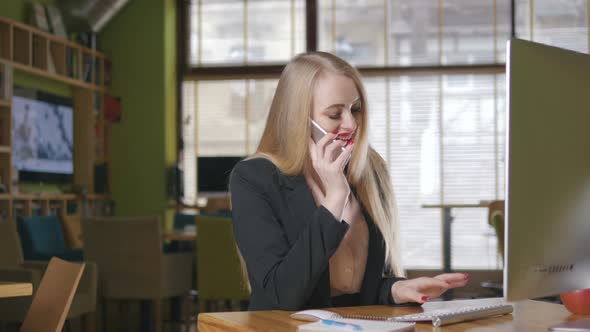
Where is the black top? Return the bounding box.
[230,158,404,311]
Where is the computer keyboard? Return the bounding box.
[390,303,514,327]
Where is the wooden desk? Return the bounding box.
[0,282,32,298]
[198,300,589,332]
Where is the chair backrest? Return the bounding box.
[59,213,84,249]
[82,216,164,298]
[17,215,67,260]
[196,216,249,301]
[0,221,24,267]
[20,257,85,332]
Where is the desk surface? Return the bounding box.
[0,282,32,298]
[198,300,589,332]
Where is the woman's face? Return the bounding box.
[311,71,361,146]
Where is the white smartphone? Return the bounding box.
[310,119,346,158]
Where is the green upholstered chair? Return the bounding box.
[196,216,249,311]
[0,221,98,327]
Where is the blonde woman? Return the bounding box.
[230,52,468,311]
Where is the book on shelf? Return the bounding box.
[72,49,78,79]
[0,64,12,100]
[70,32,93,49]
[65,48,79,79]
[94,57,101,85]
[29,3,50,32]
[0,70,4,100]
[45,5,68,38]
[83,56,93,83]
[94,92,102,114]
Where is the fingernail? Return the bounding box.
[421,296,429,302]
[463,273,469,279]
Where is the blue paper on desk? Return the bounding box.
[297,318,415,332]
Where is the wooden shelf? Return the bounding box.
[0,16,111,91]
[0,193,111,220]
[83,194,109,200]
[0,15,111,203]
[3,59,106,92]
[0,193,79,200]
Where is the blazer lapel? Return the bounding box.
[278,173,317,245]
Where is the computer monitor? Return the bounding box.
[197,156,243,194]
[504,38,590,302]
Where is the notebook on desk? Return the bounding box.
[291,299,513,328]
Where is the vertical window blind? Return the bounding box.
[182,0,590,270]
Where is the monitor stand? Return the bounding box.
[549,318,590,331]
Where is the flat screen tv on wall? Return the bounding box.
[12,88,74,184]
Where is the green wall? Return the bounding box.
[99,0,177,220]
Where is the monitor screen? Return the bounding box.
[12,90,74,182]
[504,39,590,302]
[197,156,243,193]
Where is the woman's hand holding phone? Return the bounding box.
[308,131,354,221]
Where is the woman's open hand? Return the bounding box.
[308,133,354,220]
[390,273,469,304]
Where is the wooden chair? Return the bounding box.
[20,257,85,332]
[0,221,97,329]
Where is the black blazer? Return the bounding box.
[230,158,404,311]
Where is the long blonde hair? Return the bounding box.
[246,52,404,277]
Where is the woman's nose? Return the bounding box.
[340,111,357,132]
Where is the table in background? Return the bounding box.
[162,232,196,242]
[421,203,490,273]
[198,300,587,332]
[0,282,32,298]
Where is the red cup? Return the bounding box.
[560,289,590,315]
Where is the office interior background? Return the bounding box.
[0,0,588,331]
[180,0,588,271]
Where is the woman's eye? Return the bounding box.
[352,107,362,113]
[329,114,342,120]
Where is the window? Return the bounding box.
[188,0,305,65]
[516,0,589,53]
[181,0,590,270]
